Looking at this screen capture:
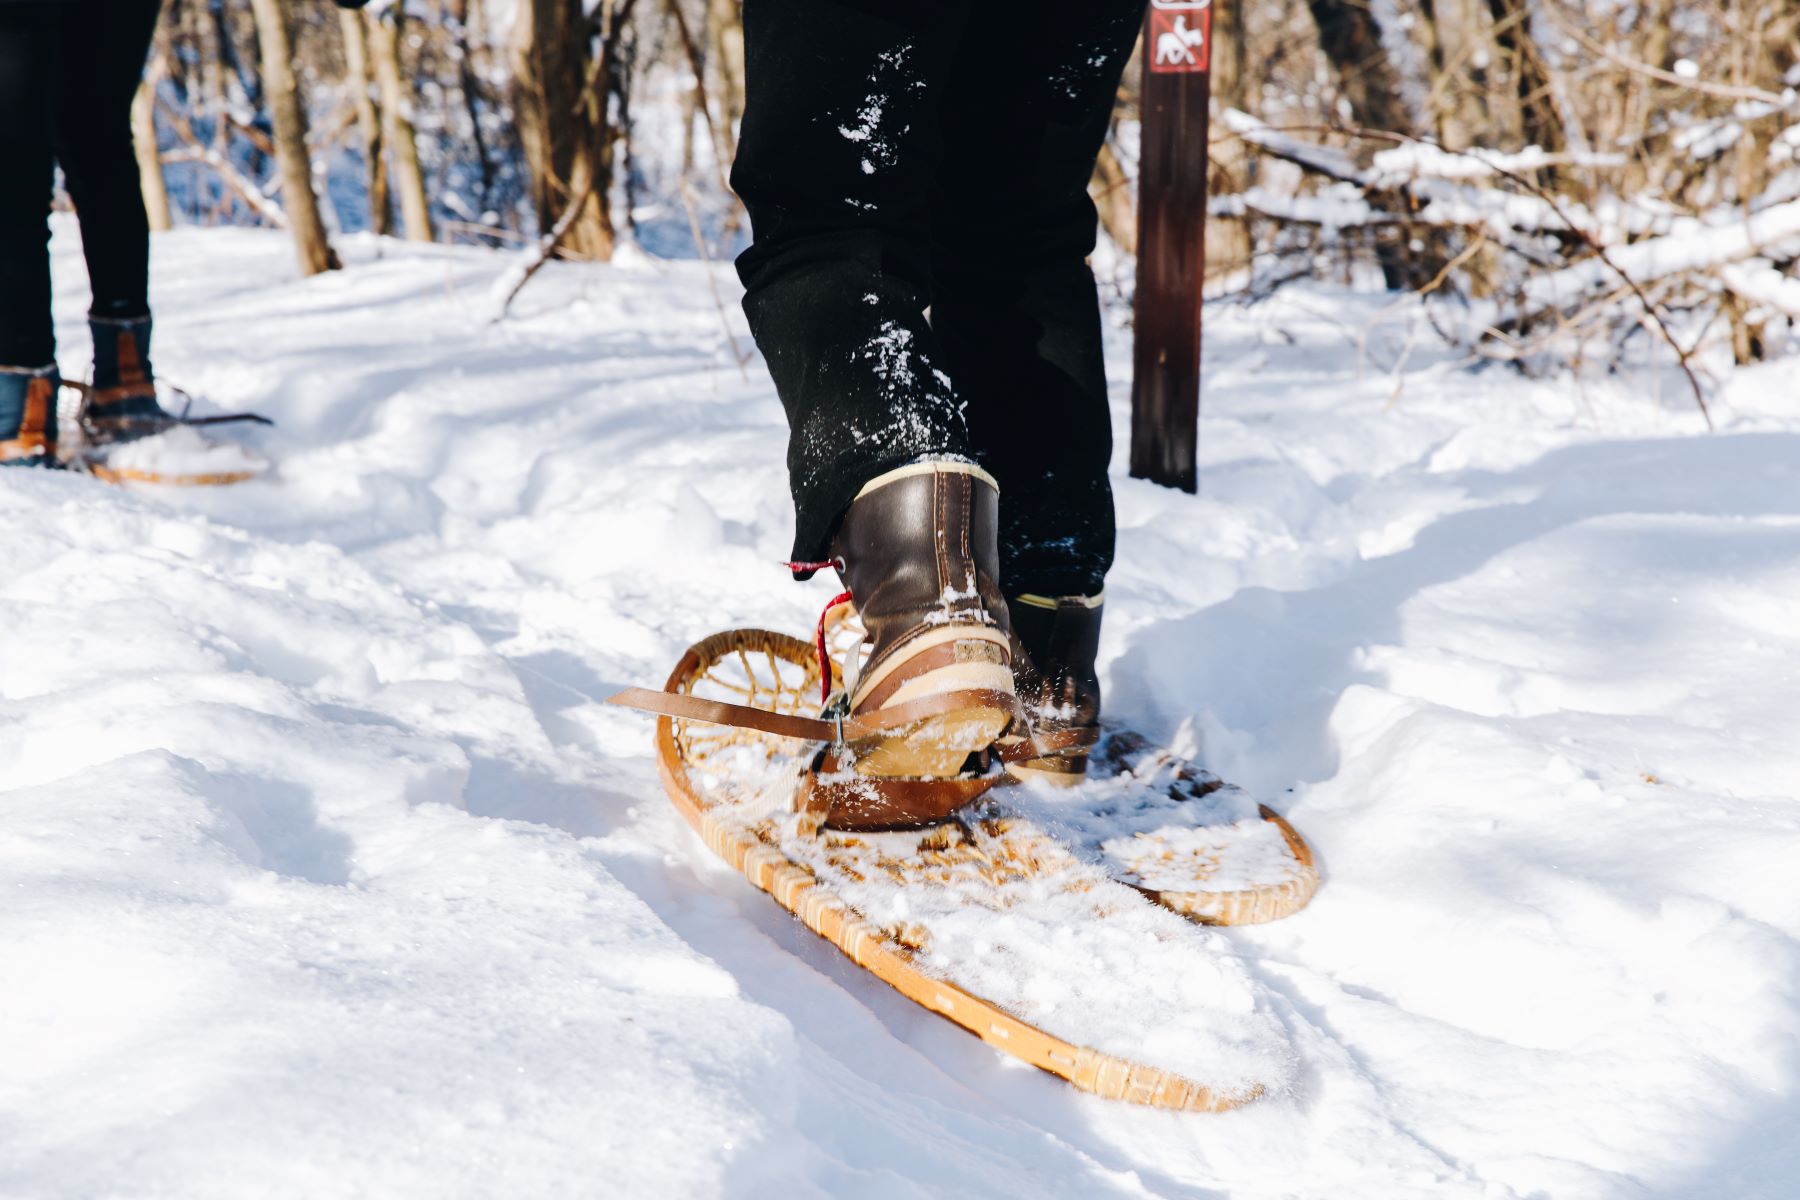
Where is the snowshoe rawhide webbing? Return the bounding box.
[0,366,59,467]
[624,628,1324,915]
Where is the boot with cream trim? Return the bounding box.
[829,461,1016,778]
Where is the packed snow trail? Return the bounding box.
[3,221,1797,1199]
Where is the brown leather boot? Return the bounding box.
[830,462,1016,778]
[0,366,60,468]
[1004,592,1103,785]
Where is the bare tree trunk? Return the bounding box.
[368,6,435,242]
[1423,0,1498,150]
[132,68,173,233]
[339,8,391,236]
[679,67,697,175]
[1307,0,1417,287]
[1306,0,1410,134]
[510,0,615,261]
[1486,0,1566,153]
[213,0,262,118]
[247,0,339,274]
[449,0,498,215]
[707,0,744,161]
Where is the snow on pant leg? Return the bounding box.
[929,1,1145,598]
[732,0,976,566]
[0,3,59,367]
[50,0,162,323]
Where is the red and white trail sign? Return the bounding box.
[1150,0,1211,74]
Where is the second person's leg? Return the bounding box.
[52,0,165,436]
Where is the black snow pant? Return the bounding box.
[733,0,1145,598]
[0,0,163,367]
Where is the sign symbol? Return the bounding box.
[1155,15,1205,67]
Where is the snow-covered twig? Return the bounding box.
[1512,200,1800,320]
[1541,7,1797,109]
[157,104,288,229]
[1720,259,1800,321]
[491,0,634,322]
[1224,115,1724,427]
[489,176,595,323]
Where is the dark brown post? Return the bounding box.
[1130,0,1214,492]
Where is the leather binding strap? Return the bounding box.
[992,724,1101,764]
[803,758,1006,831]
[607,687,837,742]
[606,686,1016,747]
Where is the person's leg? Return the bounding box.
[0,4,62,467]
[930,1,1144,778]
[52,0,165,440]
[0,3,58,370]
[733,0,976,567]
[734,1,1017,800]
[930,1,1144,601]
[52,0,161,324]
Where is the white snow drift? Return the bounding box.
[2,221,1797,1199]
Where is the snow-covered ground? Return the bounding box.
[4,220,1798,1199]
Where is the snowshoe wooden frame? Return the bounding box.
[653,628,1277,1112]
[1131,804,1319,925]
[81,460,262,487]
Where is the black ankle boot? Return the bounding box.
[84,315,176,444]
[1005,592,1103,784]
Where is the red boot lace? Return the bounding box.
[786,559,852,706]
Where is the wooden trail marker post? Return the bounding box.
[1130,0,1214,492]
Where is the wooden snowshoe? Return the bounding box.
[61,379,271,486]
[610,629,1304,1111]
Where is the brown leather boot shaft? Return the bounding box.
[831,464,1012,709]
[1009,595,1102,726]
